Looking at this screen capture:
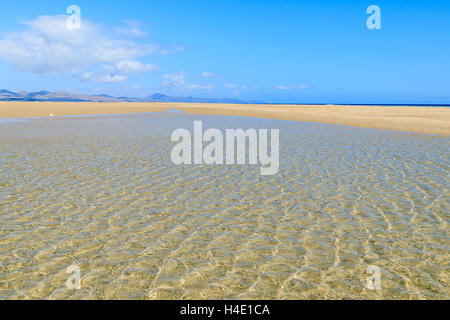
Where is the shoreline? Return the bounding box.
[1,101,449,135]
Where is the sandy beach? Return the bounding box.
[0,101,449,135]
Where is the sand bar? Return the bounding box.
[0,101,449,135]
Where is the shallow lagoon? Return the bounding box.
[0,112,448,299]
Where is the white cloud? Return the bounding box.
[115,20,147,38]
[80,73,128,83]
[201,71,214,78]
[79,60,157,83]
[163,72,213,90]
[223,83,238,88]
[115,60,159,73]
[0,15,174,83]
[276,84,310,90]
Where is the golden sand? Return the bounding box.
[0,101,449,135]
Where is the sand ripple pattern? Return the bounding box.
[0,112,449,299]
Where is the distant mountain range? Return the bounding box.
[0,89,258,104]
[2,90,449,106]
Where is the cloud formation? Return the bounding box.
[115,20,148,38]
[163,72,213,90]
[223,83,238,88]
[0,15,176,83]
[201,71,215,78]
[276,85,310,90]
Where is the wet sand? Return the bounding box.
[1,101,449,135]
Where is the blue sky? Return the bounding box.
[0,0,449,104]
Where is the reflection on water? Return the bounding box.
[0,112,448,299]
